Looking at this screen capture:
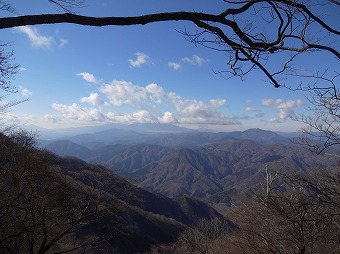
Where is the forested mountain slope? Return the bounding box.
[0,132,223,253]
[44,129,338,204]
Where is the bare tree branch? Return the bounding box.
[0,0,338,89]
[291,74,340,154]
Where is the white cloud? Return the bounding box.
[43,114,58,123]
[268,118,282,123]
[21,88,32,97]
[210,99,226,107]
[169,55,208,70]
[128,52,151,68]
[262,99,304,109]
[106,110,156,124]
[158,112,177,124]
[182,55,207,66]
[168,62,182,70]
[19,86,32,97]
[131,110,156,123]
[100,80,147,106]
[80,93,106,107]
[52,103,105,122]
[77,72,100,84]
[244,107,259,112]
[48,73,239,126]
[145,83,165,104]
[262,98,304,120]
[167,93,236,125]
[15,26,53,48]
[0,113,20,124]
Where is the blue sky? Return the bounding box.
[1,1,338,132]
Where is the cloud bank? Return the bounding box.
[46,72,240,126]
[262,98,304,122]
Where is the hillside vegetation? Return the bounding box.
[2,128,339,253]
[0,130,224,253]
[45,128,339,205]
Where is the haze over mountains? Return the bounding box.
[31,123,191,140]
[4,124,338,252]
[39,123,290,146]
[42,124,339,208]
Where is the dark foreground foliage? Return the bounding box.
[149,167,340,254]
[0,130,223,253]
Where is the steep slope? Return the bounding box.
[0,134,223,253]
[134,140,339,203]
[45,142,173,174]
[44,139,92,158]
[52,157,224,252]
[87,143,172,174]
[134,148,224,198]
[60,156,222,226]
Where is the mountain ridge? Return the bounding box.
[43,127,290,150]
[0,133,224,253]
[43,129,339,206]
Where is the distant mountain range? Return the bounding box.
[31,122,298,141]
[31,123,192,140]
[42,126,290,148]
[43,126,339,209]
[134,140,337,202]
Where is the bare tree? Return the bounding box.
[0,1,16,14]
[225,167,340,254]
[292,74,339,154]
[0,132,104,254]
[0,43,20,117]
[0,1,338,148]
[0,43,23,133]
[0,0,338,90]
[174,218,232,254]
[47,0,85,13]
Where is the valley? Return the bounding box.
[1,124,339,253]
[43,125,339,209]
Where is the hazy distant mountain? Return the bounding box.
[32,123,292,146]
[123,123,191,133]
[227,128,289,144]
[67,128,150,148]
[42,127,338,207]
[45,129,289,170]
[43,128,290,151]
[30,123,192,140]
[45,135,338,207]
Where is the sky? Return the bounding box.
[0,0,339,132]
